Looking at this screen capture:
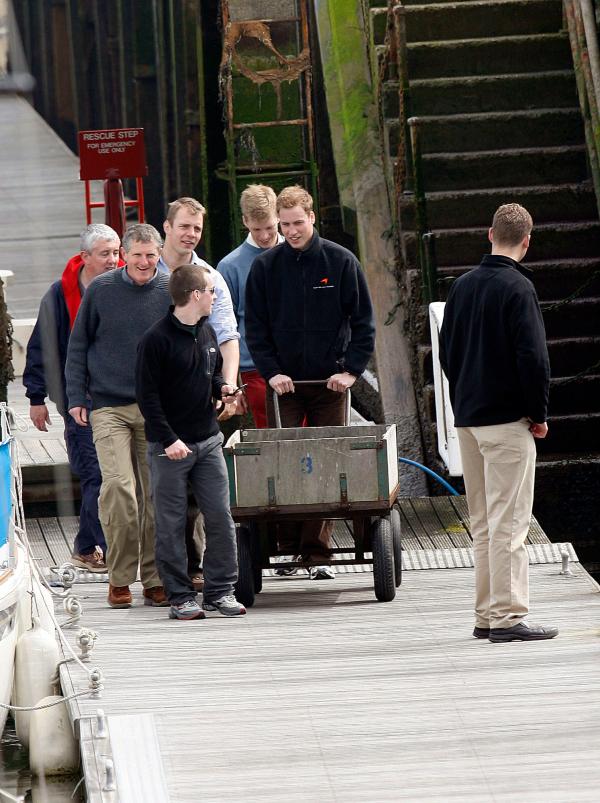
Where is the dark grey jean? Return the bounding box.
[147,433,238,604]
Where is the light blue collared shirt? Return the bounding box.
[157,251,239,346]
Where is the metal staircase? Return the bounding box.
[368,0,600,569]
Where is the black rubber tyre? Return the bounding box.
[372,517,396,602]
[235,527,255,608]
[253,566,263,594]
[245,524,263,594]
[390,508,402,588]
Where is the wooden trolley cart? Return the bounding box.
[224,392,402,607]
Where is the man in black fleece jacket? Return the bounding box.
[439,203,557,643]
[136,264,244,620]
[245,185,375,577]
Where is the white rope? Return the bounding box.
[6,406,29,434]
[0,685,103,713]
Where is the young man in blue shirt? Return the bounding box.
[217,184,283,428]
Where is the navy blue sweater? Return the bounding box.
[23,280,73,416]
[245,231,375,381]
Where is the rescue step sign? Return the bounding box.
[78,128,147,180]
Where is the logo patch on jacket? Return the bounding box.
[313,277,334,290]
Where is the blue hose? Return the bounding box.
[398,457,459,496]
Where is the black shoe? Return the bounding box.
[489,621,558,642]
[473,626,490,639]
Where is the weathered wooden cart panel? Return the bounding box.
[225,424,398,510]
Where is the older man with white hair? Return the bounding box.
[24,223,121,572]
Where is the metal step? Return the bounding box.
[387,108,584,154]
[384,70,578,117]
[399,181,596,229]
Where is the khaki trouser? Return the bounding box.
[457,419,536,630]
[90,404,160,589]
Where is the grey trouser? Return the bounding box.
[91,404,159,589]
[457,419,536,630]
[147,433,238,604]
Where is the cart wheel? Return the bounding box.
[390,508,402,588]
[235,527,255,608]
[247,524,263,594]
[372,518,396,602]
[253,566,263,594]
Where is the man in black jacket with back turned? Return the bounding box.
[135,264,244,621]
[245,185,375,578]
[439,203,557,643]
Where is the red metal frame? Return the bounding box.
[84,176,145,225]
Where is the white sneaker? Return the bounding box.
[202,594,247,616]
[169,600,205,620]
[308,566,335,580]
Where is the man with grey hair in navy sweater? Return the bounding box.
[66,223,171,610]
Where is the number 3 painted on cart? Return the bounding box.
[301,455,313,474]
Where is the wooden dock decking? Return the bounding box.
[5,89,600,802]
[24,511,600,803]
[54,558,600,803]
[8,383,69,468]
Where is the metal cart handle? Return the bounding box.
[272,379,352,428]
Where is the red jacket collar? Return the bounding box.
[61,255,125,330]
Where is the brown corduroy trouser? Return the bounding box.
[266,384,346,564]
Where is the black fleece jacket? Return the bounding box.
[135,309,226,447]
[244,231,375,381]
[439,254,550,427]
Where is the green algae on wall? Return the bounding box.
[315,0,376,207]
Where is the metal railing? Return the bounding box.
[564,0,600,218]
[389,3,413,196]
[377,2,438,303]
[408,117,439,304]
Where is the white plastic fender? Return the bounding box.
[29,695,79,776]
[13,617,59,748]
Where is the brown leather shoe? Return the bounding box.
[190,572,204,592]
[71,552,107,573]
[108,584,132,608]
[143,586,169,607]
